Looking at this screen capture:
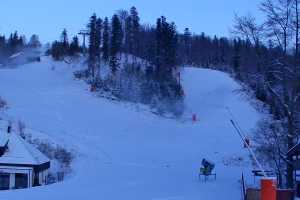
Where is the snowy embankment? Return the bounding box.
[0,57,260,200]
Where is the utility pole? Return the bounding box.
[78,30,90,55]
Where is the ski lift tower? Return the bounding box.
[78,29,89,55]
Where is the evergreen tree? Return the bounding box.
[130,6,140,57]
[155,17,162,76]
[96,17,103,59]
[102,17,110,63]
[50,40,64,60]
[94,17,103,78]
[0,35,6,59]
[69,36,80,56]
[88,14,98,78]
[61,29,69,54]
[155,16,178,78]
[110,14,123,75]
[183,28,192,64]
[8,32,19,53]
[28,34,41,48]
[125,14,133,56]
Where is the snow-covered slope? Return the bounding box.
[0,57,260,200]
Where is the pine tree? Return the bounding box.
[155,17,162,76]
[130,6,140,58]
[155,16,178,78]
[28,34,41,48]
[102,17,110,63]
[125,14,133,56]
[61,29,69,55]
[95,17,103,78]
[0,35,6,59]
[8,32,19,53]
[110,14,123,75]
[69,36,80,56]
[50,40,64,60]
[183,28,191,64]
[88,14,98,79]
[233,39,241,80]
[96,18,102,57]
[124,7,140,61]
[18,35,25,47]
[165,22,178,72]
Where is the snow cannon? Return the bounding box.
[201,159,215,175]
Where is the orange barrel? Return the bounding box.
[261,177,277,200]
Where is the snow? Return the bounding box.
[0,132,9,147]
[8,52,23,59]
[0,133,49,165]
[0,57,261,199]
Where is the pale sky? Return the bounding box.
[0,0,264,43]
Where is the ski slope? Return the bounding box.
[0,57,260,200]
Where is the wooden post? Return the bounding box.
[192,114,197,122]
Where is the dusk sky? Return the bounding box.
[0,0,263,43]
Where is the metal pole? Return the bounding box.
[230,119,267,177]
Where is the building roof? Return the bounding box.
[0,133,50,167]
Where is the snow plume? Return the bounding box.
[5,48,41,67]
[76,62,185,117]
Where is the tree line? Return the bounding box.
[48,29,81,60]
[50,7,184,116]
[231,0,300,189]
[0,32,41,63]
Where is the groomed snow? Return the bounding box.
[0,57,260,200]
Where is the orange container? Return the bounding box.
[261,178,277,200]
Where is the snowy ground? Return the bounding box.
[0,57,260,200]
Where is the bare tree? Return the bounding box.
[260,0,293,54]
[232,14,264,45]
[254,118,287,187]
[233,0,300,188]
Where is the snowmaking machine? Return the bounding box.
[199,159,216,181]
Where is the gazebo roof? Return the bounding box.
[0,132,50,170]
